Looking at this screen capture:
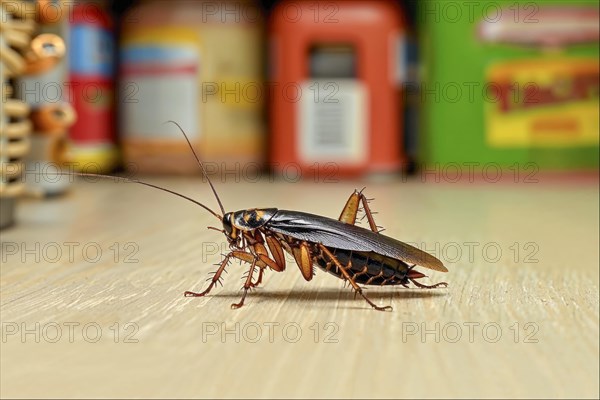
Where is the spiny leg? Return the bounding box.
[407,264,448,289]
[410,279,448,289]
[338,188,383,233]
[357,188,384,233]
[231,257,258,309]
[250,267,265,288]
[233,243,284,290]
[319,244,392,311]
[186,245,282,304]
[184,250,255,297]
[184,253,231,297]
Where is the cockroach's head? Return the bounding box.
[222,208,278,247]
[222,212,239,246]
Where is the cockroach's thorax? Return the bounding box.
[232,208,278,231]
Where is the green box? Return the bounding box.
[419,0,599,170]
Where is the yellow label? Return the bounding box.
[486,58,599,148]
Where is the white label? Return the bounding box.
[297,79,368,164]
[121,46,199,140]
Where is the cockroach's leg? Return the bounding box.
[184,253,232,297]
[292,241,314,281]
[319,244,392,311]
[409,279,448,289]
[338,190,361,225]
[352,265,369,282]
[406,264,448,289]
[231,256,258,309]
[357,189,383,233]
[265,235,286,270]
[250,267,264,288]
[252,241,285,272]
[338,189,382,233]
[185,250,256,297]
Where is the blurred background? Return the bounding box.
[1,0,598,224]
[1,2,599,398]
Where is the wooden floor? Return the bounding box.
[1,176,598,399]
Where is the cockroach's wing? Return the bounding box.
[386,240,447,272]
[266,210,448,272]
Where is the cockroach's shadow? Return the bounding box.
[210,288,447,302]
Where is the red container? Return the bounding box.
[68,1,117,173]
[270,0,406,177]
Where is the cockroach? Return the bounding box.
[44,121,448,311]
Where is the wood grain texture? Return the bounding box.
[1,177,598,399]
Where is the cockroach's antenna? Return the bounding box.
[28,171,223,221]
[164,120,226,216]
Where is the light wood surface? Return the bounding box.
[1,177,599,399]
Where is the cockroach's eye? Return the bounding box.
[222,213,233,236]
